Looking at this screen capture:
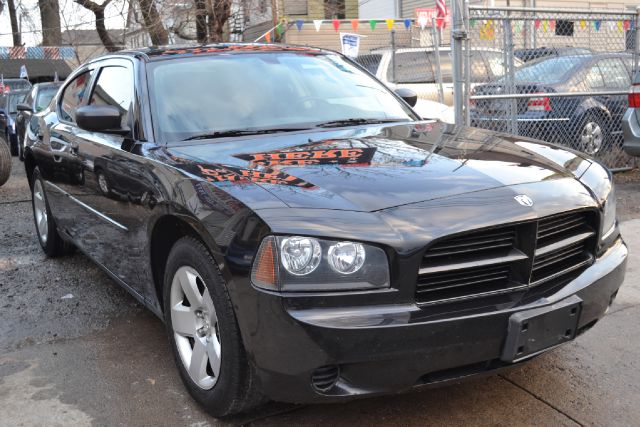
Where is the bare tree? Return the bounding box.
[205,0,231,43]
[6,0,21,46]
[39,0,62,45]
[137,0,168,45]
[74,0,118,52]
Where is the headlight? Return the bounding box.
[251,236,390,292]
[579,162,616,242]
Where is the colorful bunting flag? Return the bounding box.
[369,20,377,31]
[275,23,283,36]
[404,19,411,29]
[470,19,476,27]
[579,20,586,30]
[618,21,624,32]
[480,20,494,41]
[313,20,323,32]
[594,20,601,31]
[535,19,541,30]
[542,20,548,32]
[332,19,340,31]
[351,19,359,31]
[549,20,555,30]
[624,20,631,31]
[385,19,394,30]
[265,32,271,42]
[296,19,303,31]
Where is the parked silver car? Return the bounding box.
[623,71,640,156]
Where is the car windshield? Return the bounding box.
[148,52,415,142]
[512,56,581,84]
[35,86,59,111]
[7,92,27,113]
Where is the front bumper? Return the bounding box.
[243,238,627,404]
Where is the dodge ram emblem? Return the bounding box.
[514,195,534,207]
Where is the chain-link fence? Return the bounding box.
[465,6,639,169]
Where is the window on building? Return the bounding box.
[555,20,574,37]
[324,0,345,19]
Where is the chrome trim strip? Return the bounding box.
[44,181,128,231]
[472,117,571,122]
[419,251,528,275]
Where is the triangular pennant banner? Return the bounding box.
[594,20,601,31]
[313,20,323,32]
[542,20,548,32]
[404,19,411,29]
[549,20,555,30]
[265,32,271,42]
[624,20,631,31]
[275,23,283,36]
[351,19,359,30]
[470,19,476,27]
[386,19,394,30]
[617,21,623,32]
[296,19,303,31]
[332,19,340,31]
[579,20,586,30]
[535,19,541,30]
[369,20,377,30]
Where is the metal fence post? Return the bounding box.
[463,0,471,126]
[391,29,396,83]
[503,19,518,135]
[635,6,640,74]
[431,18,445,104]
[452,0,466,126]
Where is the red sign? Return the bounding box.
[416,7,449,28]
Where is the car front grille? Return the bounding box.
[416,210,597,306]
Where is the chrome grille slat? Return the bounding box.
[415,210,597,306]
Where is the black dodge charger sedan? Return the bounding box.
[24,44,626,417]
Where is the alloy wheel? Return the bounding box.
[580,121,603,155]
[170,266,221,390]
[33,179,48,244]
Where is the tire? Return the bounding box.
[163,236,264,418]
[31,167,72,257]
[95,169,112,197]
[0,139,10,187]
[577,113,606,156]
[8,132,18,157]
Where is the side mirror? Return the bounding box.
[76,105,127,134]
[394,88,418,107]
[17,103,32,112]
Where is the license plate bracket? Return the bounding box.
[501,295,582,363]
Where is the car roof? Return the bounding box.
[92,43,330,63]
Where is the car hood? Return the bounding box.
[166,121,592,212]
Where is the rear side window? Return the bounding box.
[89,66,134,128]
[596,58,630,89]
[389,52,435,84]
[60,71,92,123]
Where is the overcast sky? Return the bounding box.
[0,0,129,46]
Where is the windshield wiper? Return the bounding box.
[182,127,309,141]
[314,118,408,128]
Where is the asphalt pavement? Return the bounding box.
[1,156,640,427]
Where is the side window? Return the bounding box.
[389,52,435,84]
[597,58,631,89]
[25,87,35,106]
[584,65,604,90]
[60,71,92,123]
[89,66,134,128]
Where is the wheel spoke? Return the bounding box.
[178,269,203,307]
[206,337,221,376]
[202,291,216,319]
[189,337,209,382]
[171,305,197,336]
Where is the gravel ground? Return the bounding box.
[1,156,640,426]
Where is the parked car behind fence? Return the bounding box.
[471,53,633,157]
